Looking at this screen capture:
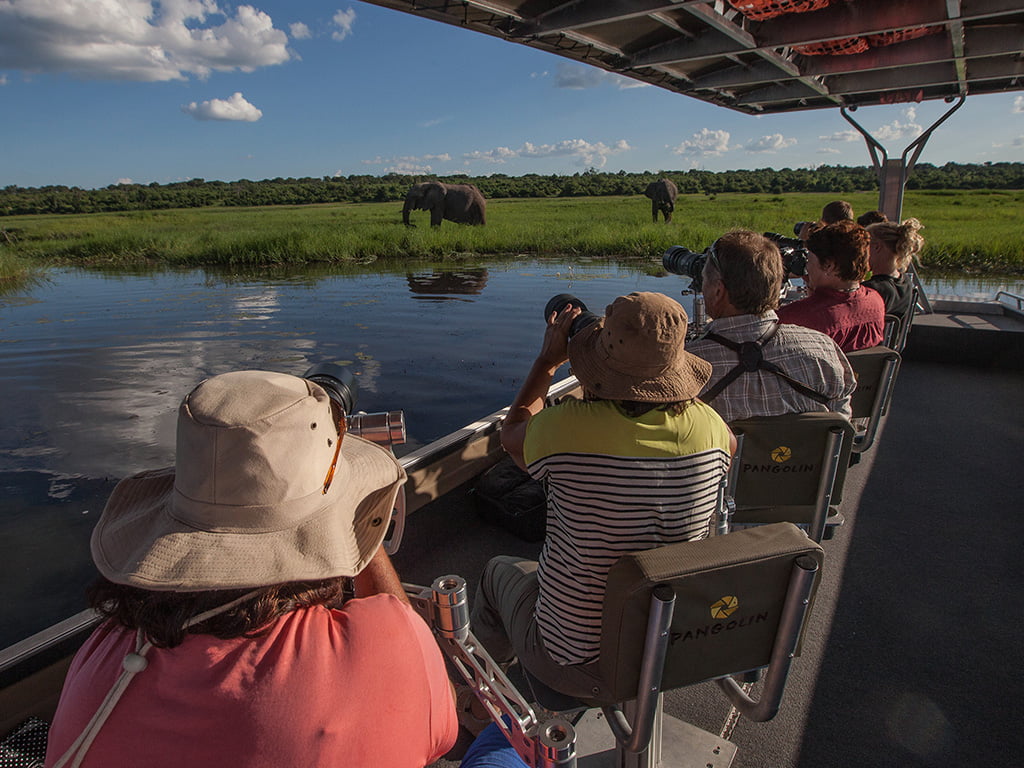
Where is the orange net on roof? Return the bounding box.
[866,26,944,46]
[794,36,870,55]
[726,0,830,22]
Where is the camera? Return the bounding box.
[302,362,407,555]
[793,221,814,237]
[543,294,602,337]
[662,245,708,293]
[303,362,406,448]
[762,233,809,277]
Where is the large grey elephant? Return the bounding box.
[644,178,678,223]
[402,182,486,227]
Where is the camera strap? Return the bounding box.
[701,322,831,405]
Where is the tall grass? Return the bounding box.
[2,190,1022,274]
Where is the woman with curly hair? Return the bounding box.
[777,219,885,352]
[864,218,925,318]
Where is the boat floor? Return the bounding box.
[396,358,1024,767]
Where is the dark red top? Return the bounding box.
[777,286,885,352]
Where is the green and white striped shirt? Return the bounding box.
[524,398,731,666]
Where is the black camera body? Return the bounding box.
[662,246,708,293]
[762,232,809,277]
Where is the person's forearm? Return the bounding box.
[501,356,561,468]
[506,356,561,426]
[353,547,410,604]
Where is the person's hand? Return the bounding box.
[537,304,581,369]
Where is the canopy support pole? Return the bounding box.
[840,96,966,314]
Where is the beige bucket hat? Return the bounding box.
[568,292,712,403]
[91,370,406,591]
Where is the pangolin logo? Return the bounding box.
[710,595,739,619]
[770,445,792,463]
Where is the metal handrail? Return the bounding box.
[995,291,1024,314]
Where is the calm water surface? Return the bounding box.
[1,259,1021,647]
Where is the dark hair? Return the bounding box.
[707,230,783,314]
[821,200,854,224]
[856,210,888,227]
[617,400,693,417]
[806,220,871,282]
[88,576,347,648]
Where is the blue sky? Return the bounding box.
[1,0,1022,190]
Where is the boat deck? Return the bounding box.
[402,354,1024,767]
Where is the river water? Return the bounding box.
[1,259,1021,647]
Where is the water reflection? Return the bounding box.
[407,268,489,300]
[0,259,1020,647]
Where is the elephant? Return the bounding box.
[402,182,486,227]
[644,178,678,223]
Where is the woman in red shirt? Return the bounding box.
[778,220,884,352]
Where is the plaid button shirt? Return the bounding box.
[688,311,856,424]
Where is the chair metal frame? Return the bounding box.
[409,527,822,768]
[847,345,902,454]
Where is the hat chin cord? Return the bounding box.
[53,589,262,768]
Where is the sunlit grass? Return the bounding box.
[2,190,1022,274]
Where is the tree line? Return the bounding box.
[2,163,1021,216]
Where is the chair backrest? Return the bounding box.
[848,345,901,419]
[883,285,919,353]
[599,523,823,703]
[725,411,854,530]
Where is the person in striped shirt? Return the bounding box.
[471,292,735,700]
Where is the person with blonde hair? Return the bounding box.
[864,218,925,317]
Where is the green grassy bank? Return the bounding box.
[1,190,1021,278]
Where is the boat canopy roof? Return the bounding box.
[361,0,1024,114]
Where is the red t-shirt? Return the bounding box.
[46,595,457,768]
[777,286,884,352]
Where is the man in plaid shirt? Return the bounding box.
[688,230,856,423]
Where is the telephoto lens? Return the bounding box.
[662,246,708,293]
[303,362,357,416]
[543,294,602,337]
[793,221,813,237]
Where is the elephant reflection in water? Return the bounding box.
[402,181,487,227]
[407,269,489,299]
[644,177,678,223]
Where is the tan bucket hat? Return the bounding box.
[568,292,712,402]
[91,370,406,591]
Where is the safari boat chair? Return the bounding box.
[846,345,902,455]
[724,412,855,543]
[409,522,824,768]
[882,285,919,354]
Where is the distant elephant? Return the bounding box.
[402,182,486,227]
[644,178,678,223]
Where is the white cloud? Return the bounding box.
[331,8,355,41]
[819,130,859,142]
[419,117,447,128]
[289,22,311,40]
[745,133,797,153]
[1013,96,1024,114]
[182,91,262,121]
[116,177,133,184]
[0,0,292,82]
[462,138,631,168]
[361,153,452,174]
[0,74,7,85]
[818,147,842,154]
[553,62,646,90]
[671,128,731,157]
[875,107,922,142]
[1013,136,1024,147]
[530,71,549,79]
